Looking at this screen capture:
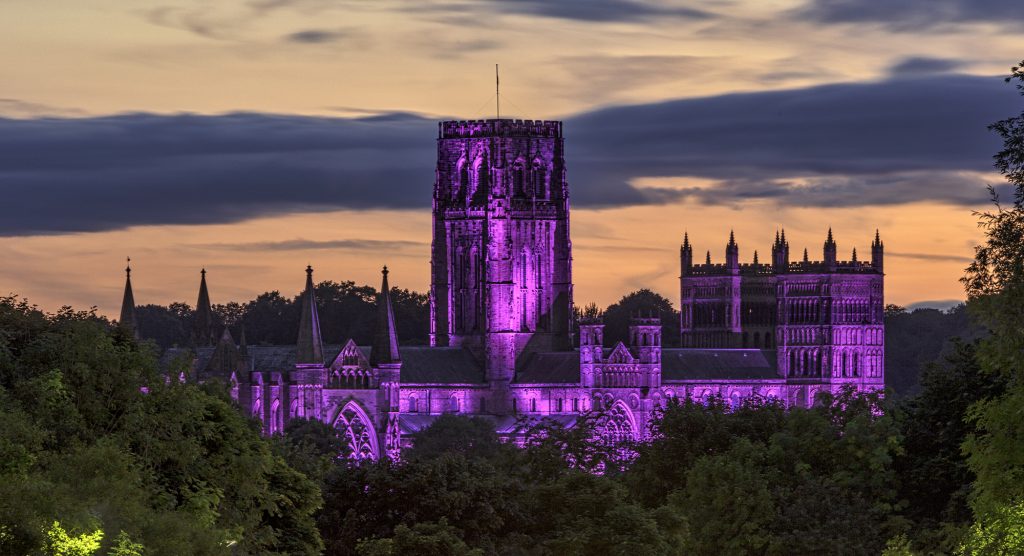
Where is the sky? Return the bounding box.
[1,0,1022,317]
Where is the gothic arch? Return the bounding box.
[333,401,380,460]
[599,400,639,444]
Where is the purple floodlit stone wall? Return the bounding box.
[157,119,885,461]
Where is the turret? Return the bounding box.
[823,228,837,268]
[629,312,661,365]
[118,258,139,339]
[191,269,214,347]
[772,229,790,272]
[296,265,324,365]
[726,230,739,273]
[871,229,884,272]
[680,232,693,275]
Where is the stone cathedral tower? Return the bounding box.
[430,119,573,388]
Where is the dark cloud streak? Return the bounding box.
[0,74,1018,236]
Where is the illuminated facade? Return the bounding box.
[138,118,885,459]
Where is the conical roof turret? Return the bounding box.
[119,258,139,338]
[370,266,401,366]
[295,265,324,365]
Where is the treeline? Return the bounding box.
[136,280,430,349]
[0,291,1002,554]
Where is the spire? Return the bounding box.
[296,265,324,365]
[803,248,809,262]
[780,228,787,246]
[119,257,139,338]
[753,250,759,265]
[774,230,780,246]
[706,250,712,265]
[191,268,214,347]
[725,230,739,270]
[682,231,690,250]
[871,229,884,271]
[851,247,858,263]
[370,265,401,366]
[823,228,837,267]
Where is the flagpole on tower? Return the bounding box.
[496,63,500,119]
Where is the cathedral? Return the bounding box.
[120,118,886,459]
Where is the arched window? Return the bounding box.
[270,399,283,435]
[448,394,460,413]
[335,402,379,460]
[532,160,546,197]
[512,161,525,196]
[473,157,488,203]
[408,395,419,413]
[456,159,469,202]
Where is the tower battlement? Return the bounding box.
[440,119,563,139]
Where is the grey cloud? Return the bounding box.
[568,74,1017,208]
[795,0,1024,29]
[887,251,974,263]
[284,28,352,44]
[484,0,711,22]
[195,239,427,251]
[889,57,966,76]
[0,74,1018,236]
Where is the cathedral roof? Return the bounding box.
[162,346,780,384]
[514,351,581,384]
[362,346,484,383]
[661,349,778,381]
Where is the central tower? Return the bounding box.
[430,119,573,385]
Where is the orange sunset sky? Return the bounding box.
[2,0,1022,317]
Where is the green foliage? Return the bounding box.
[0,294,321,556]
[957,502,1024,555]
[953,57,1024,553]
[275,417,351,486]
[601,289,681,348]
[884,304,983,396]
[43,521,103,556]
[896,341,1002,552]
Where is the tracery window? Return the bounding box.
[336,402,378,460]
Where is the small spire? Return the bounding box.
[873,229,883,247]
[682,231,690,249]
[706,250,711,264]
[851,247,858,262]
[119,257,139,339]
[728,229,736,247]
[296,265,324,365]
[803,248,809,262]
[780,228,787,245]
[192,268,214,347]
[753,250,759,265]
[774,230,780,246]
[826,227,835,244]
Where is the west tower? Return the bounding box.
[430,119,573,385]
